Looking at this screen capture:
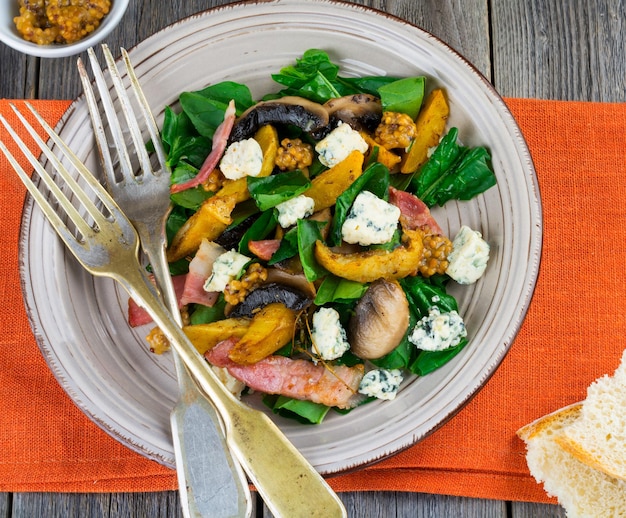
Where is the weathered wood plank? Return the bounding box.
[0,493,10,518]
[490,0,626,102]
[512,500,567,518]
[0,47,36,99]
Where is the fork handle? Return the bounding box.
[116,264,347,518]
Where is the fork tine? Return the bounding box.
[17,102,122,228]
[90,45,154,181]
[0,111,91,257]
[120,47,169,173]
[82,46,138,184]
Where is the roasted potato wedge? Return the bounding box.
[314,229,424,283]
[400,89,449,174]
[183,318,251,355]
[305,150,364,211]
[167,194,237,262]
[228,302,297,365]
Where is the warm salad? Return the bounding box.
[129,49,496,424]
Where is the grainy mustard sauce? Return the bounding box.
[14,0,111,45]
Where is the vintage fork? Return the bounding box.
[76,44,251,518]
[0,104,347,518]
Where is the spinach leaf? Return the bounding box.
[190,295,227,324]
[161,107,212,169]
[378,77,425,119]
[399,276,468,375]
[270,49,343,103]
[247,170,311,211]
[263,394,330,425]
[328,162,390,246]
[400,275,458,317]
[314,275,368,305]
[412,127,497,207]
[297,219,328,282]
[238,209,278,255]
[267,227,299,265]
[179,93,230,139]
[410,339,468,376]
[192,81,255,114]
[340,76,400,97]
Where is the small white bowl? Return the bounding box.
[0,0,128,58]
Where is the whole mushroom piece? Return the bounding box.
[349,279,410,360]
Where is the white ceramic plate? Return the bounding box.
[19,0,542,475]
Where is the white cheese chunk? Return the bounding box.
[311,307,350,361]
[445,225,490,284]
[219,138,263,180]
[275,195,315,228]
[341,191,400,245]
[358,369,404,401]
[203,250,251,292]
[408,307,467,351]
[314,122,368,168]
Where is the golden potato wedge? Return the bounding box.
[228,302,297,365]
[400,89,449,174]
[167,194,237,262]
[314,229,424,283]
[254,124,279,178]
[183,318,251,355]
[360,132,402,171]
[305,150,364,211]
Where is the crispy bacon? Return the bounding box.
[170,99,237,194]
[388,186,443,235]
[180,239,225,307]
[128,274,187,327]
[248,239,281,261]
[207,338,364,409]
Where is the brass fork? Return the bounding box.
[0,103,347,518]
[77,44,251,518]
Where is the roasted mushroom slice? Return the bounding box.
[229,96,329,142]
[323,93,383,134]
[228,282,313,318]
[349,279,410,360]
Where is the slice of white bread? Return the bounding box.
[517,403,626,517]
[555,350,626,481]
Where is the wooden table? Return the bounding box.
[1,0,623,516]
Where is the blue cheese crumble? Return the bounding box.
[203,250,251,292]
[341,191,401,245]
[311,307,350,361]
[219,138,263,180]
[445,225,490,284]
[358,369,403,400]
[409,307,467,351]
[314,122,368,168]
[275,195,315,228]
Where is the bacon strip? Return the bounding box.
[388,186,443,235]
[170,99,237,194]
[180,239,224,307]
[128,274,187,327]
[207,338,364,409]
[248,239,281,261]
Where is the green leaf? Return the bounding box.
[413,128,497,207]
[179,93,230,139]
[263,394,330,425]
[193,81,255,114]
[238,209,279,255]
[410,339,468,376]
[378,76,425,119]
[267,227,299,265]
[190,295,227,324]
[297,219,328,282]
[247,170,311,211]
[314,276,368,305]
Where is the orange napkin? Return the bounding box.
[1,98,625,503]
